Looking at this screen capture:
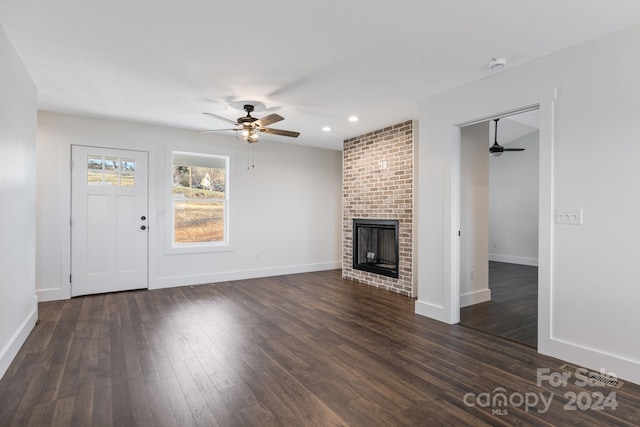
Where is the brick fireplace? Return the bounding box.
[342,120,415,297]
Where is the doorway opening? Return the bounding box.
[457,110,539,348]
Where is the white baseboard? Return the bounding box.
[539,336,640,386]
[460,289,491,308]
[151,261,341,290]
[489,254,538,266]
[37,262,342,298]
[415,299,456,324]
[0,296,38,379]
[36,286,70,302]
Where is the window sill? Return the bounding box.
[165,244,233,255]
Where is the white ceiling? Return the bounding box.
[1,0,639,150]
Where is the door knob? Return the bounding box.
[140,225,147,230]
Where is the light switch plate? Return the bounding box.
[556,208,582,225]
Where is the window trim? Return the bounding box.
[165,149,232,254]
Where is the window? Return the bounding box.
[87,155,135,186]
[171,151,229,249]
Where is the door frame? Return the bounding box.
[458,110,540,346]
[69,144,150,296]
[446,89,556,355]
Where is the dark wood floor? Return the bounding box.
[2,270,639,426]
[460,261,538,348]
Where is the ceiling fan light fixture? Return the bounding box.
[248,131,259,143]
[238,127,260,143]
[489,151,503,157]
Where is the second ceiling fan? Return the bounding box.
[489,118,525,156]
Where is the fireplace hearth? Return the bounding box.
[352,219,399,279]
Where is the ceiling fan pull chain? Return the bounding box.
[247,146,255,170]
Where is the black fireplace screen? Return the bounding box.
[352,219,399,278]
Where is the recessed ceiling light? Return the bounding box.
[348,116,359,122]
[322,126,331,132]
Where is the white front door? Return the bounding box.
[71,145,149,296]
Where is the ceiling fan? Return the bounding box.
[199,104,300,143]
[489,118,525,156]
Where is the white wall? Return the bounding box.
[0,26,38,378]
[36,112,342,300]
[459,122,490,307]
[489,131,539,266]
[416,24,640,384]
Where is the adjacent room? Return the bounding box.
[2,1,640,425]
[458,111,540,348]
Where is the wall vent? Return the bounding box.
[559,364,623,389]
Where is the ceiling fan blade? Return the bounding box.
[503,148,525,151]
[254,113,284,127]
[262,128,300,138]
[198,128,239,133]
[202,112,238,125]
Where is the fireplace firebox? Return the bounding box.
[352,219,399,278]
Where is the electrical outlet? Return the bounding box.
[470,269,475,279]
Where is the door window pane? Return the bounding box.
[103,157,119,186]
[121,158,135,187]
[86,155,136,186]
[87,156,103,185]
